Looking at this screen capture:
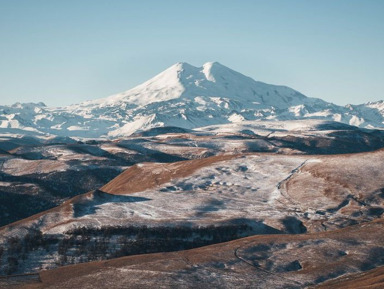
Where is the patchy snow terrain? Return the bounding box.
[1,148,384,283]
[1,120,383,226]
[4,217,383,289]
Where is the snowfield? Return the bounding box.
[1,62,384,138]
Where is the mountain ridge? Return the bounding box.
[0,62,383,138]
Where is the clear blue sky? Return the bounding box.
[1,0,383,107]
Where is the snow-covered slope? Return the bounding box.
[0,62,383,138]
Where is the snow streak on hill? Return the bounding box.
[0,62,383,138]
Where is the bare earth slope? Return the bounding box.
[315,266,384,289]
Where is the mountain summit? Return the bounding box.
[80,61,315,109]
[0,62,383,138]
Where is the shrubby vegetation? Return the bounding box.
[0,224,252,275]
[1,229,57,275]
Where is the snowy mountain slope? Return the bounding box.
[0,62,383,138]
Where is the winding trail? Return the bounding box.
[269,160,309,211]
[276,160,308,206]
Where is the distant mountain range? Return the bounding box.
[1,62,383,138]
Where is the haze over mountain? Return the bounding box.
[1,62,384,139]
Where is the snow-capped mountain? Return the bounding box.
[0,62,383,138]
